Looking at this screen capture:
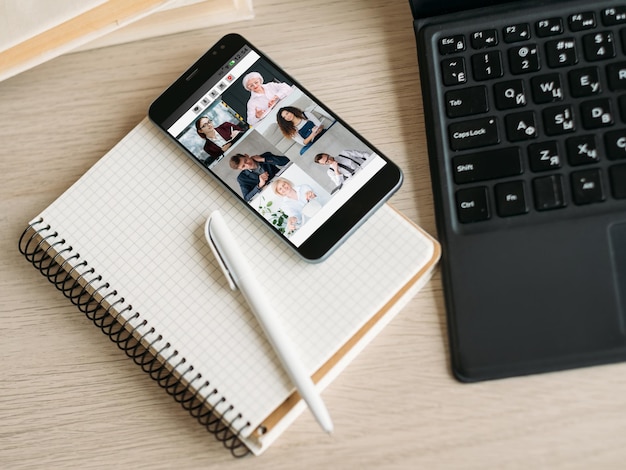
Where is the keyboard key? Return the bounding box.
[531,73,564,103]
[445,86,489,118]
[605,129,626,159]
[607,61,626,91]
[533,174,566,210]
[601,6,626,26]
[566,134,600,164]
[448,117,499,150]
[429,2,626,224]
[580,98,614,128]
[503,23,531,43]
[471,29,498,49]
[571,169,606,204]
[509,44,541,74]
[471,51,503,80]
[439,35,466,55]
[528,141,562,171]
[568,12,597,31]
[505,111,538,141]
[456,186,490,222]
[543,104,576,135]
[545,38,578,67]
[494,79,527,109]
[568,66,602,97]
[583,32,616,61]
[609,164,626,198]
[452,147,522,183]
[536,18,564,37]
[494,181,529,216]
[441,57,467,85]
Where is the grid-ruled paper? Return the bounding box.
[33,118,436,444]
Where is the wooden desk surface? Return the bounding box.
[2,0,626,468]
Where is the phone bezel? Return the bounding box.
[149,33,403,261]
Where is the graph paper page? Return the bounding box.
[33,118,437,441]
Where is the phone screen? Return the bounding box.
[149,34,402,260]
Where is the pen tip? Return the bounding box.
[316,410,334,435]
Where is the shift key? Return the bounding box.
[453,147,522,184]
[449,116,499,151]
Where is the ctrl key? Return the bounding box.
[456,186,490,223]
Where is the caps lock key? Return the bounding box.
[448,116,499,150]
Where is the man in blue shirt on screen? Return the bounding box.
[229,152,290,202]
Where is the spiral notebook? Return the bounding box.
[18,118,440,456]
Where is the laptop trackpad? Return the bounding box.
[610,222,626,324]
[451,216,626,376]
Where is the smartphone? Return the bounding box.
[149,33,403,261]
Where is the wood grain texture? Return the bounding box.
[2,0,626,468]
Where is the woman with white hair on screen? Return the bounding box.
[271,177,321,233]
[242,71,293,125]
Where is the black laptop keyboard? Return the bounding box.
[432,3,626,226]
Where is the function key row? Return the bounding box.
[438,6,626,54]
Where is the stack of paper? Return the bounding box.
[0,0,254,82]
[0,0,107,53]
[78,0,254,50]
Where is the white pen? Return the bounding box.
[204,210,334,434]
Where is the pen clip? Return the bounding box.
[204,215,238,291]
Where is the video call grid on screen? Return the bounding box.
[166,48,386,246]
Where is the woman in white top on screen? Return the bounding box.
[272,177,319,233]
[243,71,293,125]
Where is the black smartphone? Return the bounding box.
[149,33,403,261]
